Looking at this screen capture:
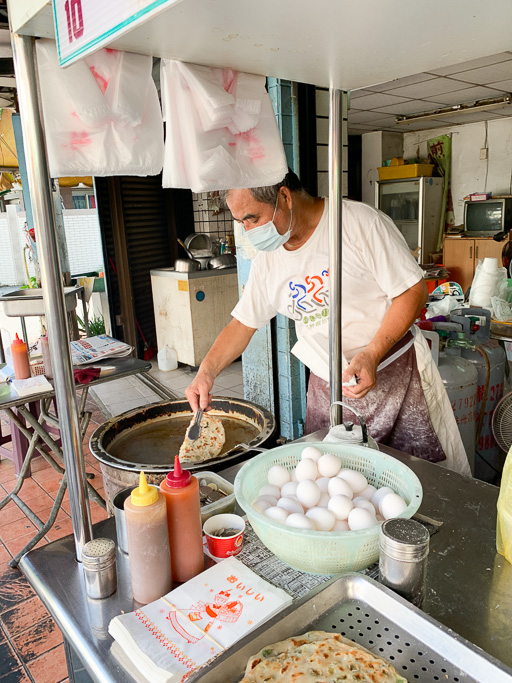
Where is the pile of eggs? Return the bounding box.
[253,446,408,532]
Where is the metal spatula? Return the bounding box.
[187,409,203,441]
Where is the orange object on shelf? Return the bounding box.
[425,277,449,294]
[11,333,31,379]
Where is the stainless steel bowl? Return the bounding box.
[175,258,201,272]
[208,254,237,269]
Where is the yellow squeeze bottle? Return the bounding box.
[124,471,172,604]
[496,446,512,565]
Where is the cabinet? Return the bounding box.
[376,177,444,261]
[443,237,506,294]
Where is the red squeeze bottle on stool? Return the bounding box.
[11,334,31,379]
[160,456,204,583]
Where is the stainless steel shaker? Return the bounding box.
[379,518,429,607]
[81,538,117,600]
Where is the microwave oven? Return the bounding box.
[463,198,512,238]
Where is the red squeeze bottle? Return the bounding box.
[160,456,204,583]
[11,334,31,379]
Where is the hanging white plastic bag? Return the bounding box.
[36,40,164,177]
[161,60,288,192]
[469,257,507,309]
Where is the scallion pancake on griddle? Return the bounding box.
[242,630,407,683]
[178,412,225,463]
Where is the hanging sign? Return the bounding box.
[52,0,174,67]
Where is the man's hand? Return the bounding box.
[342,350,379,399]
[185,370,215,412]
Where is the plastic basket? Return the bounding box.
[234,442,423,575]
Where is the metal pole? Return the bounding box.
[328,88,344,424]
[11,33,92,559]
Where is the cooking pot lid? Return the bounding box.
[185,233,213,253]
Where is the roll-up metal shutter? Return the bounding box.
[95,175,194,358]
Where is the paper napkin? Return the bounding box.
[109,557,292,683]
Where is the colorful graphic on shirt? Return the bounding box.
[288,269,329,330]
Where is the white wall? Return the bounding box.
[0,209,104,286]
[361,131,403,206]
[402,116,512,226]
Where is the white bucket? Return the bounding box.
[157,345,178,372]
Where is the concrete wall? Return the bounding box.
[402,117,512,226]
[0,208,104,286]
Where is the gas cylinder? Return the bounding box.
[450,308,506,482]
[428,330,479,473]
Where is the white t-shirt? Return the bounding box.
[231,198,423,361]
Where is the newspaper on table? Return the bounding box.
[70,335,132,366]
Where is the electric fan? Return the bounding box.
[492,392,512,452]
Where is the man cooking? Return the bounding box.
[185,171,471,477]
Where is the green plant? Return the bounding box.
[77,314,106,336]
[20,276,38,290]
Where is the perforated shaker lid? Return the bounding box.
[81,538,116,568]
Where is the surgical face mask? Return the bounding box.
[245,196,292,251]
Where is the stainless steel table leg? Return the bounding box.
[80,289,90,337]
[9,474,69,568]
[138,371,178,400]
[20,316,28,345]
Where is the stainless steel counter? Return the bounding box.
[19,435,512,682]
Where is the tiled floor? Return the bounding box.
[90,359,244,417]
[0,360,243,682]
[0,394,109,683]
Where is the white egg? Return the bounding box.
[256,494,278,506]
[253,499,272,513]
[348,507,377,531]
[380,493,408,520]
[328,477,354,499]
[332,520,350,531]
[371,486,394,508]
[318,492,330,508]
[285,513,315,530]
[296,480,321,509]
[317,453,342,478]
[259,484,281,499]
[354,498,378,515]
[295,458,319,482]
[291,469,298,482]
[316,477,331,493]
[301,446,323,462]
[264,506,289,523]
[338,469,368,494]
[267,465,291,488]
[277,496,304,514]
[306,507,336,531]
[328,494,353,521]
[359,485,377,501]
[281,481,299,498]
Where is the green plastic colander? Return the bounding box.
[234,442,423,575]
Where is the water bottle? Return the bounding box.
[157,345,178,372]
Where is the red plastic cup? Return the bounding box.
[203,513,245,558]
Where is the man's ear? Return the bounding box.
[280,186,293,209]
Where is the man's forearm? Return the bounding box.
[199,318,256,378]
[364,280,428,364]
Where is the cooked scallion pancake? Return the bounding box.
[178,413,225,463]
[242,631,407,683]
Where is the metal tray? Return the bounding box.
[191,573,512,682]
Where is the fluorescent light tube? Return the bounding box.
[395,94,511,125]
